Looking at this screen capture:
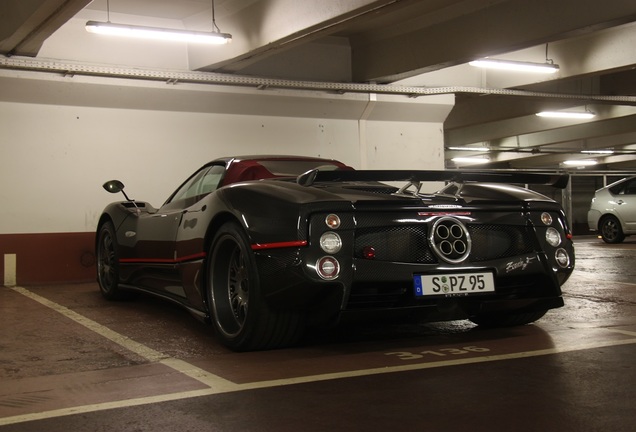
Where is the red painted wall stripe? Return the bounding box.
[0,232,95,285]
[0,232,307,285]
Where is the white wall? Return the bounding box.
[363,121,445,170]
[0,71,453,234]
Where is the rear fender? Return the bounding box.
[215,185,317,245]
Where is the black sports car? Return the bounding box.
[96,155,574,351]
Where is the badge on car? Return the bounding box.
[414,272,495,296]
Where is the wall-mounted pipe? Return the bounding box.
[3,55,636,104]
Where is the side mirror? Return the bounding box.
[102,179,134,204]
[103,180,125,194]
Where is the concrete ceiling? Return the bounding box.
[2,0,636,171]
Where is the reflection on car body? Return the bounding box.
[96,155,575,351]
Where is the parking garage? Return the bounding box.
[1,1,636,431]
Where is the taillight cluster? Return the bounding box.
[316,214,342,280]
[540,211,571,268]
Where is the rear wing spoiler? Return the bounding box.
[297,169,569,189]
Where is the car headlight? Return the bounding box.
[546,227,561,247]
[320,232,342,254]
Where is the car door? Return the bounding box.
[611,178,636,230]
[171,164,225,260]
[144,164,226,298]
[129,165,223,295]
[133,168,208,263]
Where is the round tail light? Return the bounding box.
[320,232,342,254]
[325,214,341,229]
[362,246,376,260]
[555,248,570,268]
[541,212,553,226]
[546,227,561,247]
[316,256,340,280]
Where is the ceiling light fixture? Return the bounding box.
[536,111,596,119]
[562,159,597,167]
[86,21,231,44]
[470,44,559,74]
[581,150,614,154]
[447,146,489,152]
[86,0,231,44]
[469,59,559,74]
[451,157,490,164]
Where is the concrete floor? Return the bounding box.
[1,236,635,431]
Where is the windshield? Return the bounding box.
[220,158,352,187]
[256,160,347,176]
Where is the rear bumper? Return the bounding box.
[587,209,601,231]
[255,247,568,327]
[339,295,564,323]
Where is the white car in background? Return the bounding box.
[588,176,636,243]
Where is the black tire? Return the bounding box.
[599,215,625,244]
[96,221,127,300]
[469,309,548,327]
[207,222,304,351]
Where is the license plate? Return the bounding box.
[414,272,495,297]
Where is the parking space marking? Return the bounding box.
[9,286,167,362]
[7,286,237,391]
[606,328,636,337]
[571,270,636,287]
[158,358,237,391]
[232,336,636,391]
[0,389,216,426]
[5,335,635,427]
[3,285,636,426]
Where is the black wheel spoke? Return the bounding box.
[601,217,624,243]
[208,222,304,351]
[96,222,123,299]
[210,231,251,339]
[227,247,249,325]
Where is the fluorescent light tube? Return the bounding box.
[469,59,559,74]
[447,146,489,152]
[86,21,232,44]
[562,159,597,166]
[451,157,490,164]
[581,150,614,154]
[536,111,596,119]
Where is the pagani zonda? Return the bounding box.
[96,155,574,351]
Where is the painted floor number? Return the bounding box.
[385,346,490,361]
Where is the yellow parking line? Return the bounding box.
[606,328,636,337]
[3,336,636,426]
[0,389,215,426]
[232,337,636,391]
[159,358,238,391]
[9,286,167,362]
[8,286,237,390]
[571,271,636,286]
[3,285,636,426]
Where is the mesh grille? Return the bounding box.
[355,225,437,263]
[468,225,535,261]
[343,186,397,195]
[354,224,535,264]
[348,222,541,310]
